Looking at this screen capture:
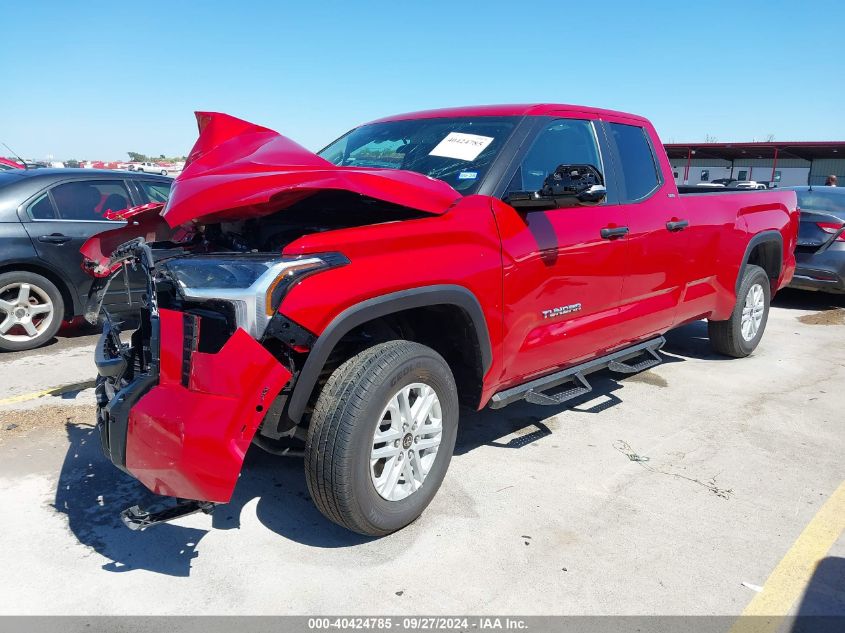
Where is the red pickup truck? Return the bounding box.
[86,104,798,536]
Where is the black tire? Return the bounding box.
[160,170,167,176]
[0,271,65,352]
[708,264,771,358]
[305,340,459,536]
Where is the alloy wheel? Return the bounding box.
[0,282,55,343]
[370,382,443,501]
[740,283,765,341]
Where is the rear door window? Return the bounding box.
[137,180,172,204]
[607,123,661,202]
[28,192,57,219]
[50,180,131,221]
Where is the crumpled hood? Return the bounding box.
[160,112,462,227]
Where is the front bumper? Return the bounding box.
[95,307,291,503]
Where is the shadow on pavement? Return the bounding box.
[55,421,375,577]
[661,320,732,362]
[793,556,845,616]
[774,288,845,311]
[791,556,845,632]
[54,317,780,574]
[54,422,207,577]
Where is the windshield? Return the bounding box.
[318,116,519,194]
[796,188,845,220]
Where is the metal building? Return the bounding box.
[664,142,845,187]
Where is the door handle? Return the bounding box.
[666,219,689,232]
[37,233,71,244]
[600,226,629,240]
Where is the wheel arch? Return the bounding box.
[285,285,492,423]
[737,230,783,294]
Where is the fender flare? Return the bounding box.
[286,284,493,423]
[735,230,783,294]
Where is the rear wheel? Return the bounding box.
[0,271,64,352]
[305,340,459,536]
[160,170,167,176]
[708,264,770,358]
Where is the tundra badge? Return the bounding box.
[542,303,582,319]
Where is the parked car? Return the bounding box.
[733,180,769,190]
[130,161,173,176]
[85,106,798,536]
[786,186,845,293]
[0,169,172,351]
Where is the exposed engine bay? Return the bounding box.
[199,190,426,253]
[83,189,428,276]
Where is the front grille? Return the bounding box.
[185,305,236,354]
[181,313,200,387]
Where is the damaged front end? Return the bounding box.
[84,110,458,530]
[89,237,350,528]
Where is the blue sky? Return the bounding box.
[2,0,843,160]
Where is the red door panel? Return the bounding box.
[494,199,628,386]
[603,119,689,343]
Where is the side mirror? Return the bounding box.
[504,164,606,210]
[576,184,607,205]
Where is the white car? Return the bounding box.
[132,161,172,176]
[732,181,769,190]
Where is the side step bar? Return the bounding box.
[489,336,665,409]
[121,500,216,531]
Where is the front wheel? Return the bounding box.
[160,170,167,176]
[305,340,459,536]
[708,264,771,357]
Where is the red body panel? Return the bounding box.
[79,203,171,275]
[125,309,291,502]
[160,112,461,228]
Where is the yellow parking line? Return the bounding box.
[730,480,845,633]
[0,380,97,406]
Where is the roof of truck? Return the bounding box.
[366,104,649,125]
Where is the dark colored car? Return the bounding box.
[0,169,172,351]
[787,186,845,293]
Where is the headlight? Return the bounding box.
[163,253,346,338]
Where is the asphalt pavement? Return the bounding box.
[0,290,843,617]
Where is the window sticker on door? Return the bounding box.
[429,132,494,162]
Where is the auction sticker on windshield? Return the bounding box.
[429,132,494,161]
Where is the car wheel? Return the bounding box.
[305,340,459,536]
[708,264,770,358]
[0,271,65,352]
[160,170,167,176]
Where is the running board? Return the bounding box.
[121,500,216,531]
[489,336,665,409]
[524,372,592,406]
[608,346,663,374]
